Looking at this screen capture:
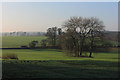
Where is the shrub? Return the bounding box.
[40,39,47,47]
[29,41,38,48]
[21,45,28,48]
[2,54,18,60]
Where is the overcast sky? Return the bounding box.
[2,2,118,32]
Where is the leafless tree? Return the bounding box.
[87,17,105,57]
[62,17,105,57]
[46,27,59,46]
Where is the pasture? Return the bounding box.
[1,36,119,78]
[1,36,119,48]
[2,60,119,78]
[1,49,119,61]
[1,49,119,78]
[1,36,47,48]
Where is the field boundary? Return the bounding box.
[0,46,62,50]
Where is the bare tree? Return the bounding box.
[87,17,105,57]
[62,17,82,56]
[46,27,58,46]
[62,17,105,57]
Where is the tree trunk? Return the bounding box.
[77,44,80,57]
[89,47,92,57]
[79,38,85,56]
[75,48,79,57]
[80,47,82,56]
[79,43,83,56]
[89,38,94,57]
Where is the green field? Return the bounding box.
[1,36,119,48]
[1,36,119,78]
[2,60,119,78]
[1,49,119,78]
[1,36,46,48]
[1,49,119,61]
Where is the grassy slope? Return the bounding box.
[1,36,47,48]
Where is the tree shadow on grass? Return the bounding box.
[2,60,119,78]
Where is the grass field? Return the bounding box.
[1,49,119,78]
[1,49,119,61]
[1,36,47,48]
[2,60,119,78]
[1,36,119,48]
[1,36,119,78]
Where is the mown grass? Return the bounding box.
[1,36,119,78]
[1,49,119,78]
[1,36,47,48]
[1,49,119,61]
[2,60,119,78]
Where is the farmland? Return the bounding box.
[1,36,47,48]
[1,36,119,48]
[2,60,119,78]
[1,49,119,61]
[1,36,119,78]
[1,1,119,78]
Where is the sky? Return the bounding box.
[2,2,118,32]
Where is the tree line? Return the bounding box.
[2,32,46,36]
[41,17,105,57]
